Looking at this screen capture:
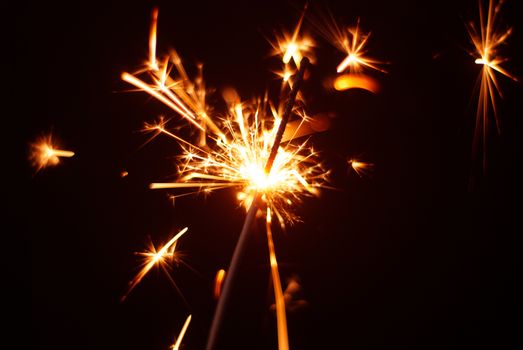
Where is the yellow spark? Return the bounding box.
[122,10,328,226]
[170,314,192,350]
[270,6,315,69]
[121,227,188,302]
[266,208,289,350]
[349,159,374,178]
[29,134,74,171]
[466,0,517,169]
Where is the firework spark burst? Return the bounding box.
[121,7,329,350]
[29,134,75,171]
[466,0,518,169]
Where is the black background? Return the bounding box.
[12,0,522,349]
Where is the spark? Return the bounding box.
[270,6,315,69]
[29,134,74,171]
[170,314,192,350]
[121,227,188,302]
[466,0,518,169]
[349,159,374,178]
[309,11,385,74]
[123,9,328,226]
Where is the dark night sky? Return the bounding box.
[12,0,523,349]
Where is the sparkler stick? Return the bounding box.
[205,57,310,350]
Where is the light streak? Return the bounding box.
[170,314,192,350]
[266,208,289,350]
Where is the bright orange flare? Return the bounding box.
[266,208,289,350]
[170,314,191,350]
[466,0,518,169]
[333,74,380,93]
[30,134,74,171]
[121,227,188,302]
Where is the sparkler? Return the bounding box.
[466,0,518,170]
[29,134,74,171]
[121,7,324,349]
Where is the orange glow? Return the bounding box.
[213,269,226,300]
[333,74,380,93]
[121,227,188,302]
[29,134,74,171]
